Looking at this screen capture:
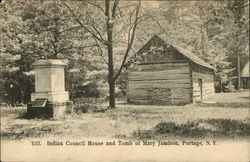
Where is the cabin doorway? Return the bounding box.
[198,78,203,100]
[242,77,250,89]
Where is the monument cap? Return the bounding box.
[32,59,69,66]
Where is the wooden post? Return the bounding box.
[237,52,241,89]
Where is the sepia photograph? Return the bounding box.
[0,0,249,161]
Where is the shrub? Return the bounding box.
[132,119,250,139]
[133,128,153,139]
[155,122,178,134]
[154,121,206,138]
[204,119,250,137]
[72,98,105,114]
[70,82,102,100]
[1,124,61,140]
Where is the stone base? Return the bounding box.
[31,91,69,102]
[27,101,72,119]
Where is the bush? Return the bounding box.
[1,71,34,105]
[222,81,235,93]
[132,119,250,139]
[1,124,61,140]
[72,98,105,114]
[70,82,102,100]
[133,128,153,139]
[204,119,250,137]
[154,121,206,138]
[155,122,178,134]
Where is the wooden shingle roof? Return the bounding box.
[157,35,214,70]
[174,46,214,70]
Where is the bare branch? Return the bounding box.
[140,6,168,34]
[105,0,110,18]
[118,4,137,10]
[113,20,130,38]
[93,38,108,65]
[58,44,98,53]
[112,40,137,68]
[59,25,82,34]
[147,14,168,34]
[133,15,151,27]
[64,3,107,44]
[127,5,138,44]
[91,20,106,42]
[49,39,58,56]
[112,0,120,19]
[114,40,136,55]
[116,6,123,17]
[114,0,141,80]
[97,45,108,65]
[113,6,136,38]
[88,46,96,56]
[87,1,105,14]
[113,8,147,38]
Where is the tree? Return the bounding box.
[0,0,107,104]
[226,0,249,89]
[194,1,236,92]
[154,0,249,92]
[0,1,29,104]
[64,0,142,108]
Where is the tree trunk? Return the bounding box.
[105,0,116,108]
[220,80,223,92]
[107,31,115,108]
[108,79,116,108]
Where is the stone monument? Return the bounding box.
[27,59,72,118]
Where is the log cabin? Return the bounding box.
[241,61,249,89]
[127,35,215,105]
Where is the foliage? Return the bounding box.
[72,98,105,114]
[70,82,102,99]
[64,0,145,108]
[133,129,153,139]
[0,71,34,105]
[204,118,250,137]
[133,119,250,139]
[0,0,107,104]
[1,124,61,140]
[116,70,128,98]
[154,121,207,138]
[0,0,249,105]
[156,1,248,91]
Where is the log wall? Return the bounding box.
[191,67,215,102]
[127,62,192,105]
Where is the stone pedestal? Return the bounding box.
[27,59,72,118]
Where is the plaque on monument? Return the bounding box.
[32,98,48,107]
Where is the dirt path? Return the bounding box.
[203,90,249,103]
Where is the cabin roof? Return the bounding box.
[173,45,214,70]
[138,35,214,70]
[241,61,249,77]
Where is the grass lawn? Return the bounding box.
[1,101,249,140]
